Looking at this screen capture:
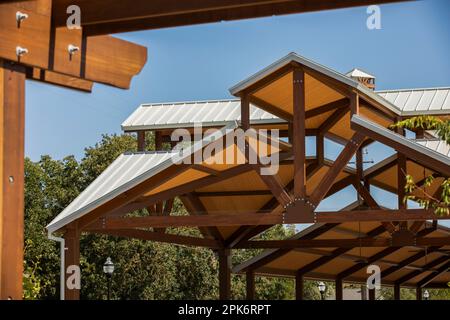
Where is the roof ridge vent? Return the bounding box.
[346,68,376,90]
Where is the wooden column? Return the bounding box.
[350,93,359,115]
[335,278,343,300]
[241,95,250,131]
[416,287,422,300]
[246,270,255,300]
[394,284,401,300]
[137,131,145,151]
[0,60,25,300]
[316,133,324,165]
[64,226,81,300]
[295,272,304,300]
[155,130,163,150]
[361,285,367,300]
[356,147,364,205]
[368,288,376,300]
[218,249,231,300]
[293,67,306,199]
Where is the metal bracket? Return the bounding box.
[16,46,28,58]
[16,11,29,28]
[68,44,80,57]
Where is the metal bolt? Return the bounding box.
[16,11,28,26]
[8,176,14,183]
[68,44,80,56]
[16,46,28,57]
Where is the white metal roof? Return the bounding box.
[121,99,282,131]
[377,87,450,115]
[351,114,450,166]
[121,53,449,132]
[228,52,402,116]
[346,68,375,79]
[415,139,450,157]
[47,122,238,233]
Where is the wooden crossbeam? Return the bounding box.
[90,228,221,249]
[237,237,450,249]
[351,119,450,176]
[396,255,450,285]
[417,261,450,288]
[305,98,349,119]
[309,132,365,207]
[252,165,293,207]
[296,225,387,276]
[86,208,449,230]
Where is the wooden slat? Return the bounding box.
[417,261,450,288]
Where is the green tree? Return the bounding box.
[392,116,450,216]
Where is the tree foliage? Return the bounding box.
[392,116,450,216]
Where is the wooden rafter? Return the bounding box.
[396,255,450,286]
[91,228,221,249]
[416,261,450,288]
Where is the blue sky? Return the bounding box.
[25,0,450,161]
[25,0,450,221]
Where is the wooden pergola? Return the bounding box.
[46,53,450,300]
[0,0,420,300]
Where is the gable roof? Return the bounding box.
[346,68,375,79]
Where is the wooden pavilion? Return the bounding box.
[1,0,409,300]
[47,52,450,300]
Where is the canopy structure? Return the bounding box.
[48,52,450,300]
[0,0,412,301]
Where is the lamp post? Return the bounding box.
[423,290,430,300]
[103,257,115,300]
[318,281,326,300]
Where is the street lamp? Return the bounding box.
[103,257,115,300]
[423,290,430,300]
[318,281,326,300]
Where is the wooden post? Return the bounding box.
[241,95,250,131]
[293,67,306,199]
[155,130,163,151]
[350,93,359,115]
[416,287,422,300]
[361,285,367,300]
[316,133,324,165]
[368,288,375,300]
[394,284,401,300]
[246,270,255,300]
[295,272,304,300]
[218,249,231,300]
[335,278,343,300]
[0,60,26,300]
[137,131,145,151]
[64,226,81,300]
[356,147,364,205]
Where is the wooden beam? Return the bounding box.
[417,261,450,288]
[89,228,221,248]
[48,0,410,36]
[64,225,80,300]
[26,68,93,92]
[246,270,255,300]
[318,107,349,135]
[394,284,401,300]
[86,208,449,231]
[219,249,231,300]
[0,61,25,300]
[240,223,338,272]
[248,95,293,122]
[351,120,450,176]
[305,98,349,119]
[295,272,304,300]
[293,67,306,199]
[252,166,293,207]
[309,132,365,207]
[238,236,450,249]
[396,255,450,285]
[137,131,145,151]
[336,278,343,300]
[241,94,250,130]
[181,193,224,243]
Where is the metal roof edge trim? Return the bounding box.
[47,122,239,233]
